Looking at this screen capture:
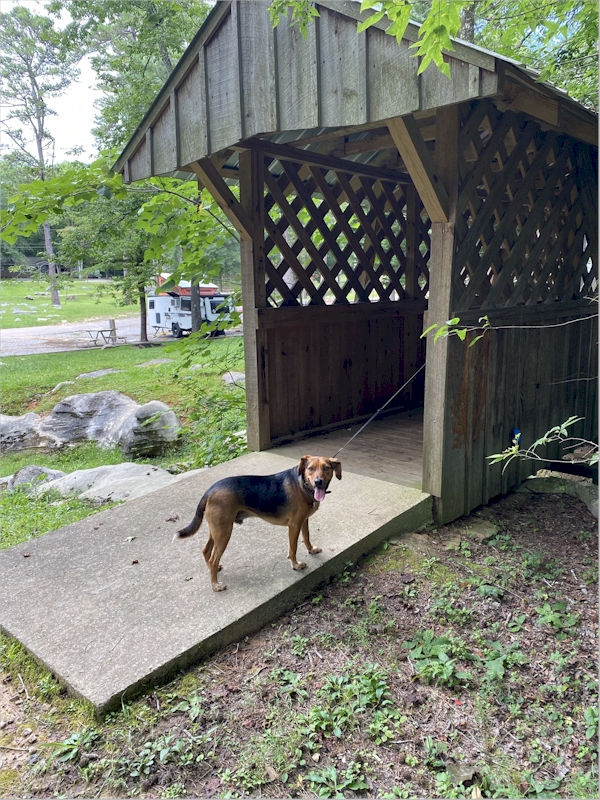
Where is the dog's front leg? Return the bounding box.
[301,518,322,555]
[287,525,307,571]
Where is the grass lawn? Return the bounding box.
[0,337,247,547]
[0,278,137,328]
[0,337,245,422]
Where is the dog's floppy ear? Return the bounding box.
[298,455,311,476]
[329,458,342,480]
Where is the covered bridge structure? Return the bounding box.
[116,0,598,523]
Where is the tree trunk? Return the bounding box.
[190,282,202,332]
[460,2,476,42]
[43,220,61,306]
[138,284,148,343]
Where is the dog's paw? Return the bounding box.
[308,546,322,554]
[292,561,307,571]
[212,581,227,591]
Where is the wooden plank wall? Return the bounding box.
[430,306,598,521]
[257,303,426,444]
[118,1,505,182]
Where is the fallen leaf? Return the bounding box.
[132,560,139,565]
[126,536,136,542]
[471,787,482,799]
[185,576,193,581]
[166,514,180,522]
[265,766,279,781]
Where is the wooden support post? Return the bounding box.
[190,158,253,241]
[422,105,466,523]
[387,114,449,223]
[238,149,271,450]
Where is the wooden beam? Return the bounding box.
[560,106,598,146]
[189,157,253,241]
[238,136,414,184]
[387,114,449,223]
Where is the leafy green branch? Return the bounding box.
[487,416,598,472]
[421,315,490,346]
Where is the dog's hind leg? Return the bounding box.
[287,525,307,571]
[206,523,233,591]
[301,519,322,555]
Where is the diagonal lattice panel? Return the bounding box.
[259,154,428,307]
[453,103,598,311]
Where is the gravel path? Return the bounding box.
[0,317,159,357]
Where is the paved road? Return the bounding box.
[0,317,152,357]
[0,318,242,357]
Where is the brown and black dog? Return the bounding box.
[174,455,342,591]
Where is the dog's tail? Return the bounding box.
[173,494,208,541]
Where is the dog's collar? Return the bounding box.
[301,480,316,503]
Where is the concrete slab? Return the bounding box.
[0,452,432,713]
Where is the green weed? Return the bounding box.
[535,602,579,637]
[521,552,564,582]
[402,630,473,689]
[45,729,99,763]
[430,585,474,626]
[270,668,308,702]
[482,640,529,681]
[290,635,309,659]
[307,761,369,797]
[299,663,402,740]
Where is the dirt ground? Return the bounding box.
[0,484,597,799]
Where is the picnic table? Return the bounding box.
[75,329,127,347]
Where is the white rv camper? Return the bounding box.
[147,279,233,337]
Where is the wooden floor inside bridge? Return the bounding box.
[273,408,424,490]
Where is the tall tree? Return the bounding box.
[0,6,81,304]
[57,189,156,342]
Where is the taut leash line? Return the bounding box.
[331,362,426,459]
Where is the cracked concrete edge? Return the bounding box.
[516,476,598,519]
[83,494,433,714]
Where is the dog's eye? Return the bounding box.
[323,465,331,471]
[307,466,315,472]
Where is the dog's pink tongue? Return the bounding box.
[314,487,326,502]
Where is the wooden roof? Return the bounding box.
[115,0,597,183]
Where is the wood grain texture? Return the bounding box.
[190,158,253,240]
[238,0,277,138]
[387,115,449,223]
[263,305,426,442]
[206,9,242,152]
[368,28,418,120]
[152,101,176,175]
[318,6,367,127]
[275,7,319,130]
[178,55,208,166]
[239,150,270,450]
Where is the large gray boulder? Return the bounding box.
[0,412,59,452]
[117,399,181,456]
[6,465,67,493]
[33,462,208,502]
[0,391,181,457]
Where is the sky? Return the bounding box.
[1,0,103,162]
